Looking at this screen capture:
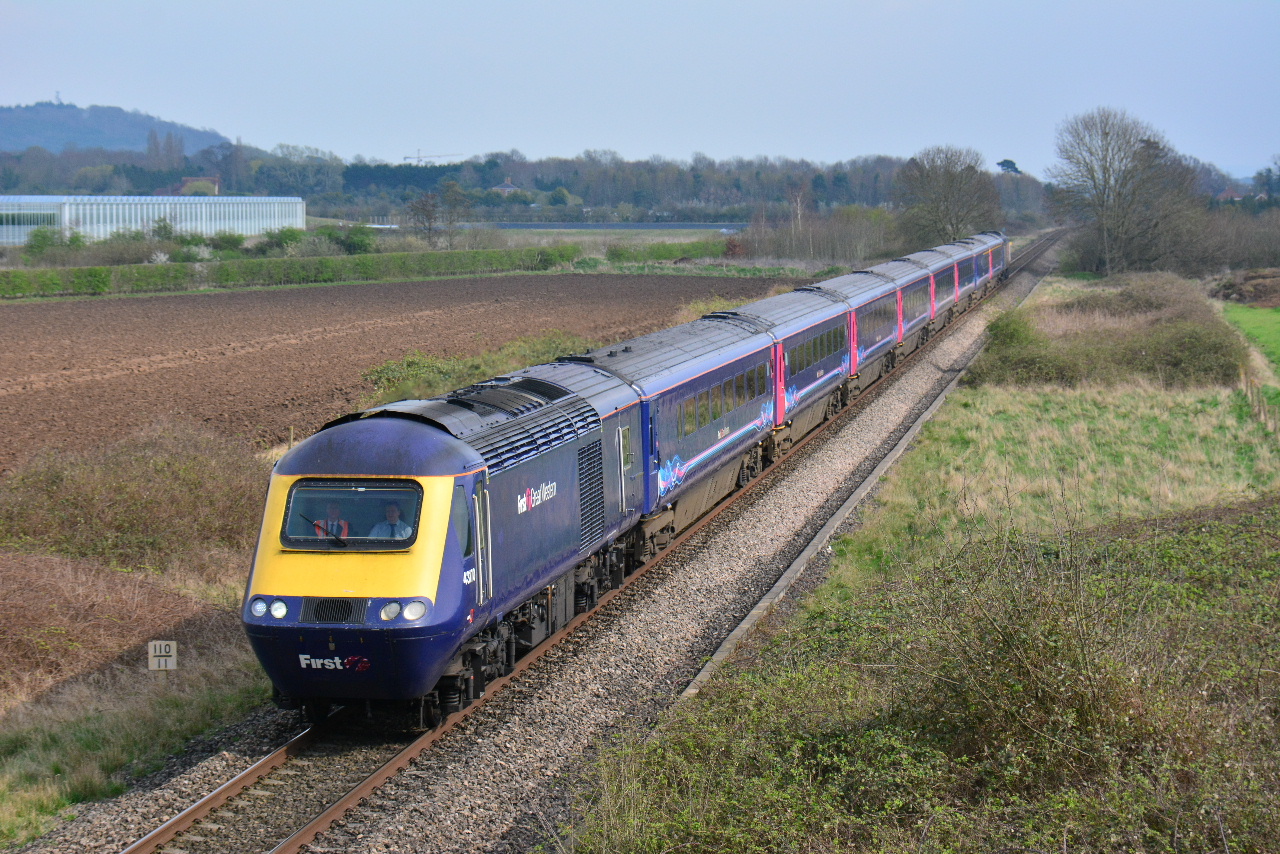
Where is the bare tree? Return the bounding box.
[406,191,441,244]
[439,181,473,249]
[894,146,1001,245]
[1048,107,1203,273]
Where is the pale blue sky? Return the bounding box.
[2,0,1276,179]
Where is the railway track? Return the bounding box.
[117,232,1062,854]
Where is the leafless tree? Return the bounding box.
[894,146,1001,245]
[406,191,441,244]
[440,181,472,249]
[1048,107,1204,273]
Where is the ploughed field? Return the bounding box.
[0,274,794,473]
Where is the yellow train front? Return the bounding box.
[242,413,487,718]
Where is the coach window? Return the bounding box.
[682,397,696,437]
[735,372,747,405]
[722,378,735,412]
[697,391,710,429]
[755,364,767,395]
[710,385,723,420]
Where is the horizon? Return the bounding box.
[3,0,1277,181]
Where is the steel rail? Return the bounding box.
[120,231,1060,854]
[117,722,325,854]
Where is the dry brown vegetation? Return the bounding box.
[0,554,207,716]
[1209,266,1280,308]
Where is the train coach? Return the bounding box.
[242,232,1009,724]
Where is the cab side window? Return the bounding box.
[451,485,473,557]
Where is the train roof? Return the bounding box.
[561,317,773,397]
[865,258,933,284]
[898,247,962,274]
[276,415,485,477]
[804,270,900,307]
[955,231,1006,251]
[704,287,848,340]
[318,374,603,475]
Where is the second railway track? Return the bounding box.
[27,235,1060,854]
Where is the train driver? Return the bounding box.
[368,500,413,539]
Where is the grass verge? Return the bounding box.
[0,421,274,845]
[0,421,269,605]
[576,495,1280,852]
[1223,302,1280,368]
[0,612,269,845]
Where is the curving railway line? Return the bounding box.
[103,232,1062,854]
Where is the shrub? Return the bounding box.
[0,421,268,576]
[967,276,1247,388]
[22,226,64,260]
[207,231,246,251]
[1,245,585,299]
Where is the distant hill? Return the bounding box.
[0,102,229,154]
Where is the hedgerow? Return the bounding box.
[0,245,582,298]
[604,239,726,263]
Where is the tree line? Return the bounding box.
[1047,107,1280,273]
[0,139,1030,225]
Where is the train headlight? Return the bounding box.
[249,598,268,617]
[269,599,288,619]
[403,600,427,621]
[380,601,402,621]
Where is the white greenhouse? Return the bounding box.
[0,196,305,246]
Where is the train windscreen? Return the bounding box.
[281,479,423,548]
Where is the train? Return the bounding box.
[242,232,1011,724]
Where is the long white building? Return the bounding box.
[0,195,305,246]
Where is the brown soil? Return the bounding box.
[0,274,800,473]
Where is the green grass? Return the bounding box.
[576,497,1280,852]
[361,331,601,407]
[828,384,1280,580]
[1224,302,1280,368]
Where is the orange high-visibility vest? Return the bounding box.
[315,519,349,537]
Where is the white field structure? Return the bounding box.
[0,195,304,245]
